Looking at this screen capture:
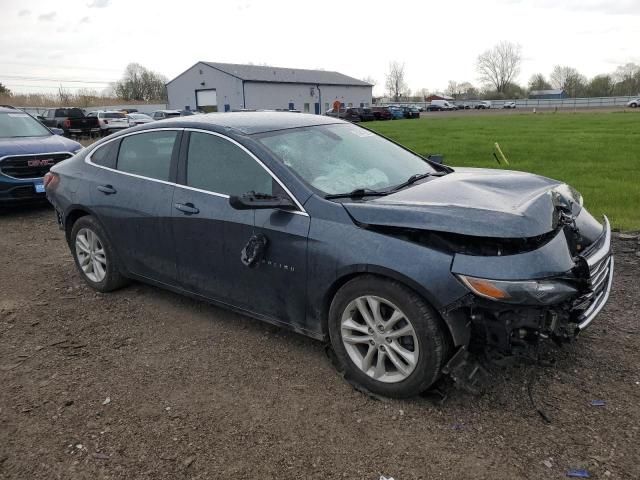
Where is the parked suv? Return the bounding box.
[325,107,363,122]
[370,106,393,120]
[87,111,131,136]
[45,113,613,398]
[38,107,100,137]
[475,101,492,109]
[0,106,82,205]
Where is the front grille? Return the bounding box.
[10,185,44,199]
[573,217,614,330]
[0,152,72,179]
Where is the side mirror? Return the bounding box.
[50,127,64,136]
[427,154,444,164]
[229,192,297,211]
[37,115,45,121]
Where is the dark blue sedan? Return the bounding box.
[45,112,613,398]
[0,106,83,204]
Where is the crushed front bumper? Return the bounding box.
[572,216,614,331]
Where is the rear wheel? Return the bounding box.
[70,216,129,292]
[631,103,638,108]
[328,276,448,398]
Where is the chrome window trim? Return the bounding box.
[84,127,309,216]
[0,151,75,181]
[184,128,308,215]
[85,128,184,187]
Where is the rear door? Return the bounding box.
[172,130,310,327]
[87,129,181,284]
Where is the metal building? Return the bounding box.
[166,62,373,114]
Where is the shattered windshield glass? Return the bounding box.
[255,124,435,195]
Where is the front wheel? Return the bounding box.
[631,103,638,108]
[328,276,448,398]
[70,216,129,292]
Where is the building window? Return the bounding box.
[304,103,310,113]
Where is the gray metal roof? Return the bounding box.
[201,62,372,87]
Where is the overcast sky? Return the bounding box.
[1,0,639,96]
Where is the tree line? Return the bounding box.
[0,63,168,106]
[383,42,640,101]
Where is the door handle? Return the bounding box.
[174,202,199,215]
[97,184,117,195]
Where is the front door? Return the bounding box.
[88,130,181,284]
[172,130,309,327]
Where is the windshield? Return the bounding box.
[255,124,436,195]
[0,112,51,138]
[103,112,126,119]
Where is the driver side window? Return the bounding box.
[186,132,273,197]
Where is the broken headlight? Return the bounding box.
[457,274,578,305]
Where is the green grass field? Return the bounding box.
[365,112,640,231]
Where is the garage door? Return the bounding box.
[196,89,218,113]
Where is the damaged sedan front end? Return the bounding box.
[336,167,614,381]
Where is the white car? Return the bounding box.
[626,98,640,108]
[475,101,492,110]
[503,102,517,109]
[127,113,154,126]
[87,111,130,136]
[151,110,182,120]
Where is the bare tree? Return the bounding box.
[550,65,587,97]
[528,73,551,91]
[58,85,72,104]
[613,63,640,95]
[0,82,10,95]
[476,41,522,93]
[362,75,377,86]
[416,87,430,101]
[446,80,467,99]
[385,61,408,101]
[112,63,168,101]
[457,82,478,99]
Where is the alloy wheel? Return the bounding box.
[75,227,107,283]
[340,295,419,383]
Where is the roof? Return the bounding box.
[170,62,372,87]
[133,111,345,135]
[529,89,565,96]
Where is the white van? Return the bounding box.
[427,100,455,111]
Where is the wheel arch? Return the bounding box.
[319,265,465,348]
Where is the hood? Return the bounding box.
[0,135,82,157]
[342,168,582,238]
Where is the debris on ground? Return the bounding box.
[567,469,590,478]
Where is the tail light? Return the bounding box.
[63,119,71,128]
[43,172,59,190]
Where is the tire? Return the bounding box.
[328,275,448,398]
[70,215,129,293]
[631,103,638,108]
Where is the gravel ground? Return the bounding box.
[1,206,638,480]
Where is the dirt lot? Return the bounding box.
[1,206,638,480]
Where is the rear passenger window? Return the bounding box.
[91,140,119,169]
[117,131,178,181]
[186,132,273,196]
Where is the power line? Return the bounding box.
[2,83,111,90]
[1,74,115,84]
